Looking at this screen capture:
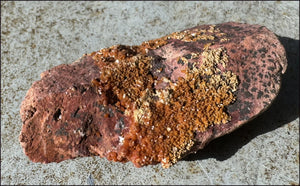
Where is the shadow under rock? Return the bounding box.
[184,36,299,162]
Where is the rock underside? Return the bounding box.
[19,22,287,168]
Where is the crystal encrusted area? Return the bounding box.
[90,26,238,168]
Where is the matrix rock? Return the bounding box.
[20,22,287,168]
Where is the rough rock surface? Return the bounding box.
[19,22,287,168]
[19,56,130,163]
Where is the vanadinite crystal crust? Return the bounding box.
[19,22,287,168]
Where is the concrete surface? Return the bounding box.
[1,1,299,185]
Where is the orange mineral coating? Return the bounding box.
[90,26,238,168]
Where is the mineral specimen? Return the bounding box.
[19,22,287,168]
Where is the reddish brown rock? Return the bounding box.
[19,22,287,168]
[19,56,131,163]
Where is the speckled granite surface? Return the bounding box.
[1,1,299,185]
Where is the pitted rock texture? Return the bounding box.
[19,22,287,168]
[19,56,131,163]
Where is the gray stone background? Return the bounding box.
[1,1,299,185]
